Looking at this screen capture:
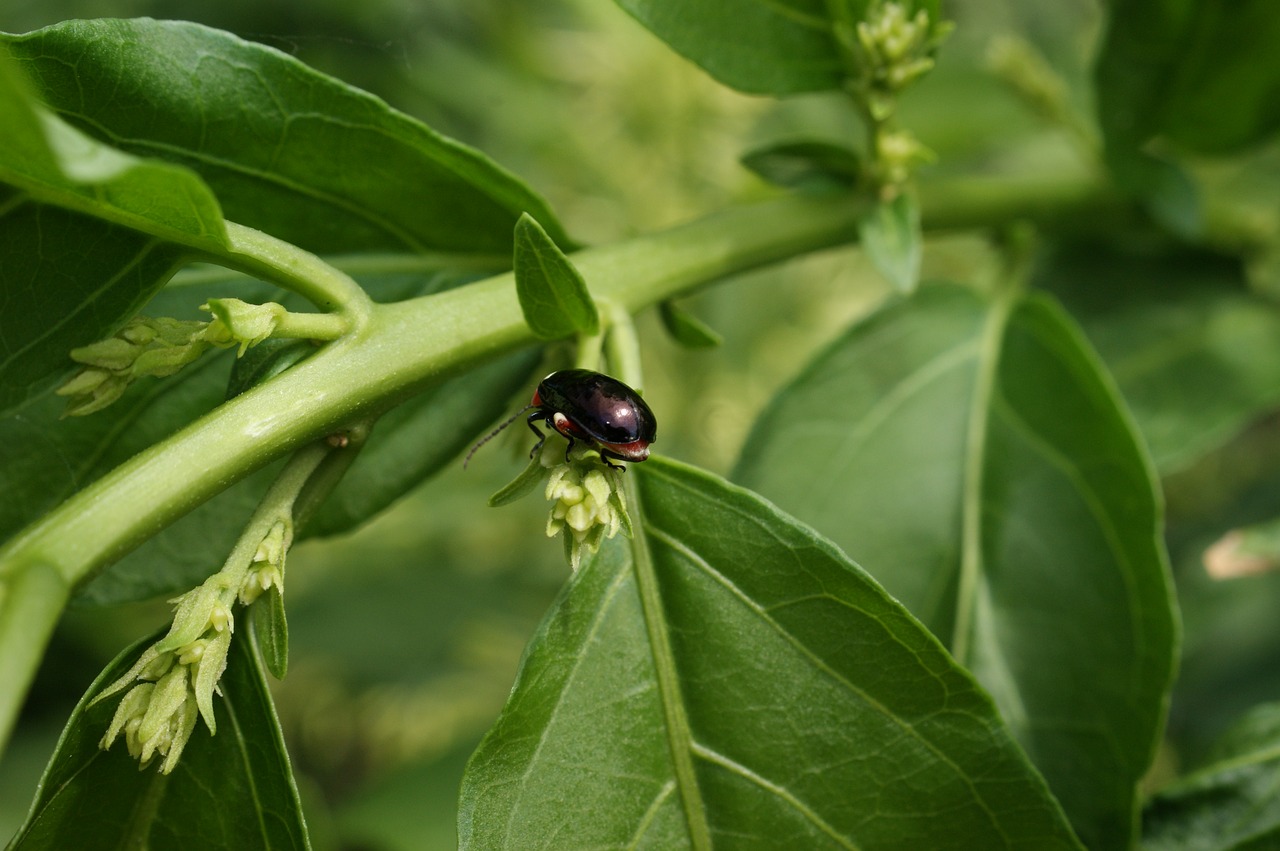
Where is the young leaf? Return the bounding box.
[858,192,922,294]
[734,284,1177,850]
[250,589,289,681]
[2,19,571,258]
[7,621,309,850]
[460,457,1084,849]
[513,213,599,340]
[658,300,723,348]
[613,0,843,95]
[740,140,861,190]
[0,49,227,413]
[1144,703,1280,849]
[487,455,551,508]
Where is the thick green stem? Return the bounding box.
[218,222,374,319]
[270,310,349,342]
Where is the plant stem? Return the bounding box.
[219,222,374,319]
[271,310,349,342]
[0,560,68,748]
[601,300,645,391]
[219,440,335,590]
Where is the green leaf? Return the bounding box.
[2,19,570,258]
[513,213,599,340]
[0,49,228,413]
[460,457,1084,849]
[1144,702,1280,850]
[1097,0,1280,156]
[733,285,1177,850]
[1035,245,1280,474]
[6,621,309,850]
[658,300,723,348]
[613,0,843,95]
[858,192,922,294]
[250,589,289,681]
[740,140,861,190]
[486,455,550,507]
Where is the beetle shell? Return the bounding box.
[533,369,657,462]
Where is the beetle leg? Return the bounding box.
[526,413,547,458]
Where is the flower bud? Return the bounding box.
[540,448,631,571]
[202,298,288,356]
[56,316,211,416]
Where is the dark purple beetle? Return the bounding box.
[465,369,657,469]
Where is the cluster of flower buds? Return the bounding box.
[94,579,235,773]
[56,298,291,416]
[835,1,951,194]
[854,2,949,99]
[94,511,291,772]
[540,445,632,573]
[239,519,290,605]
[55,316,211,415]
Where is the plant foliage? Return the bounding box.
[3,2,1280,850]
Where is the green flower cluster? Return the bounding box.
[852,1,950,104]
[93,515,292,773]
[56,316,211,416]
[837,1,951,192]
[56,299,291,416]
[94,580,235,773]
[542,447,632,572]
[239,519,289,604]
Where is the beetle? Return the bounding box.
[465,369,657,469]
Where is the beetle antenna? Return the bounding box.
[463,405,535,468]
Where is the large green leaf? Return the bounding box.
[6,621,309,850]
[0,48,226,413]
[1144,702,1280,850]
[733,284,1177,850]
[1,19,569,258]
[613,0,843,95]
[459,457,1083,849]
[1097,0,1280,157]
[1034,245,1280,474]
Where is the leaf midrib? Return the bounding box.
[645,520,1007,846]
[627,472,714,850]
[951,289,1015,664]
